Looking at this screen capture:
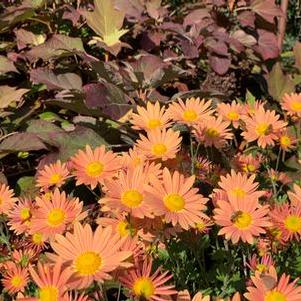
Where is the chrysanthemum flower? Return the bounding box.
[30,189,86,239]
[101,166,153,218]
[193,116,233,148]
[131,101,171,131]
[7,198,34,235]
[1,262,29,294]
[25,232,48,252]
[0,183,17,215]
[282,92,301,118]
[71,145,121,189]
[215,170,265,204]
[36,160,69,190]
[234,153,262,174]
[217,101,245,128]
[245,266,301,301]
[63,292,90,301]
[167,97,213,126]
[241,106,287,148]
[122,147,148,170]
[119,258,176,301]
[12,249,36,267]
[29,261,73,301]
[267,169,291,185]
[277,129,297,152]
[135,128,182,161]
[270,203,301,242]
[288,184,301,207]
[50,223,132,289]
[247,254,274,274]
[214,199,270,244]
[146,167,208,230]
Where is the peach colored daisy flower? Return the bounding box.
[135,128,182,161]
[270,203,301,242]
[193,116,233,148]
[282,92,301,118]
[36,160,69,191]
[119,258,176,301]
[242,106,287,148]
[277,129,297,152]
[167,97,213,126]
[267,169,291,185]
[131,101,171,131]
[214,198,271,244]
[234,153,262,174]
[0,183,17,215]
[30,189,86,239]
[29,261,74,301]
[100,166,153,218]
[215,170,265,204]
[1,262,29,294]
[217,101,245,128]
[245,266,301,301]
[63,292,90,301]
[7,198,34,235]
[247,254,274,275]
[146,167,208,230]
[25,232,47,252]
[122,146,148,170]
[71,144,121,189]
[50,223,132,289]
[288,184,301,207]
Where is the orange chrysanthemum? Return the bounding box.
[29,261,73,301]
[193,116,233,148]
[131,101,171,131]
[277,129,297,152]
[1,262,29,294]
[50,223,132,289]
[0,183,17,215]
[167,97,213,126]
[101,166,153,218]
[217,101,245,128]
[270,203,301,242]
[234,153,262,174]
[242,106,287,148]
[214,198,270,244]
[214,170,265,204]
[71,145,121,188]
[36,160,69,190]
[30,189,86,239]
[7,198,34,235]
[245,266,301,301]
[119,258,176,301]
[135,128,182,161]
[146,167,208,230]
[282,92,301,118]
[287,184,301,207]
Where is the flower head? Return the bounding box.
[282,92,301,118]
[217,101,245,128]
[0,183,17,215]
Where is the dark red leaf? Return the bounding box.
[209,55,231,75]
[255,30,279,60]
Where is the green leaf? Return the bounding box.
[15,176,39,198]
[267,62,295,102]
[83,0,128,47]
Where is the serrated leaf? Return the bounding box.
[0,86,29,109]
[267,62,295,102]
[83,0,128,47]
[30,68,82,90]
[0,55,17,74]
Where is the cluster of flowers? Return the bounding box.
[1,92,301,300]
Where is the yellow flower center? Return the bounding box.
[133,277,155,299]
[44,192,52,202]
[264,291,287,301]
[284,215,301,232]
[233,211,252,229]
[227,111,240,120]
[256,263,267,273]
[117,221,131,237]
[206,128,219,138]
[75,251,102,276]
[163,193,185,212]
[11,275,23,287]
[231,187,246,198]
[280,136,291,148]
[291,101,301,112]
[49,173,62,184]
[256,123,271,136]
[148,119,162,129]
[86,161,104,177]
[39,286,59,301]
[20,208,31,220]
[121,189,143,208]
[152,143,167,156]
[195,221,205,231]
[47,209,65,227]
[32,233,44,245]
[183,109,198,122]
